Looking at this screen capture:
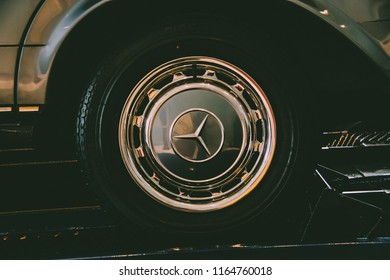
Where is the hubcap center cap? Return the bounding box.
[171,109,224,162]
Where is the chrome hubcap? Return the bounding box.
[119,56,276,212]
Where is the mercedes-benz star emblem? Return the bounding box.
[170,109,224,162]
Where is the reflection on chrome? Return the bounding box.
[119,56,276,212]
[170,109,225,163]
[320,9,329,16]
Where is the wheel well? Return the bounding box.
[41,0,390,152]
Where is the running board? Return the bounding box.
[322,131,390,150]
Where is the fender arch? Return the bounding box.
[289,0,390,81]
[17,0,112,105]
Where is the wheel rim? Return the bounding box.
[119,56,276,212]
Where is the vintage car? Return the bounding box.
[0,0,389,238]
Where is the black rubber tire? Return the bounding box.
[76,19,314,236]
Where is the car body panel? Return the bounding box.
[18,0,112,105]
[295,0,390,23]
[0,0,41,106]
[325,0,390,22]
[0,0,389,108]
[0,48,18,105]
[0,0,41,45]
[289,0,390,80]
[361,21,390,58]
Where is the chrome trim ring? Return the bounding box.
[119,56,276,212]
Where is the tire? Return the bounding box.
[76,19,312,235]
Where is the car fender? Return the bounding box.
[16,0,390,106]
[17,0,111,105]
[289,0,390,81]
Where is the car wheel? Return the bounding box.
[76,20,312,234]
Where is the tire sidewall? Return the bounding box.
[80,20,305,232]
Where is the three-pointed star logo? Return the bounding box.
[173,114,212,156]
[171,110,224,162]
